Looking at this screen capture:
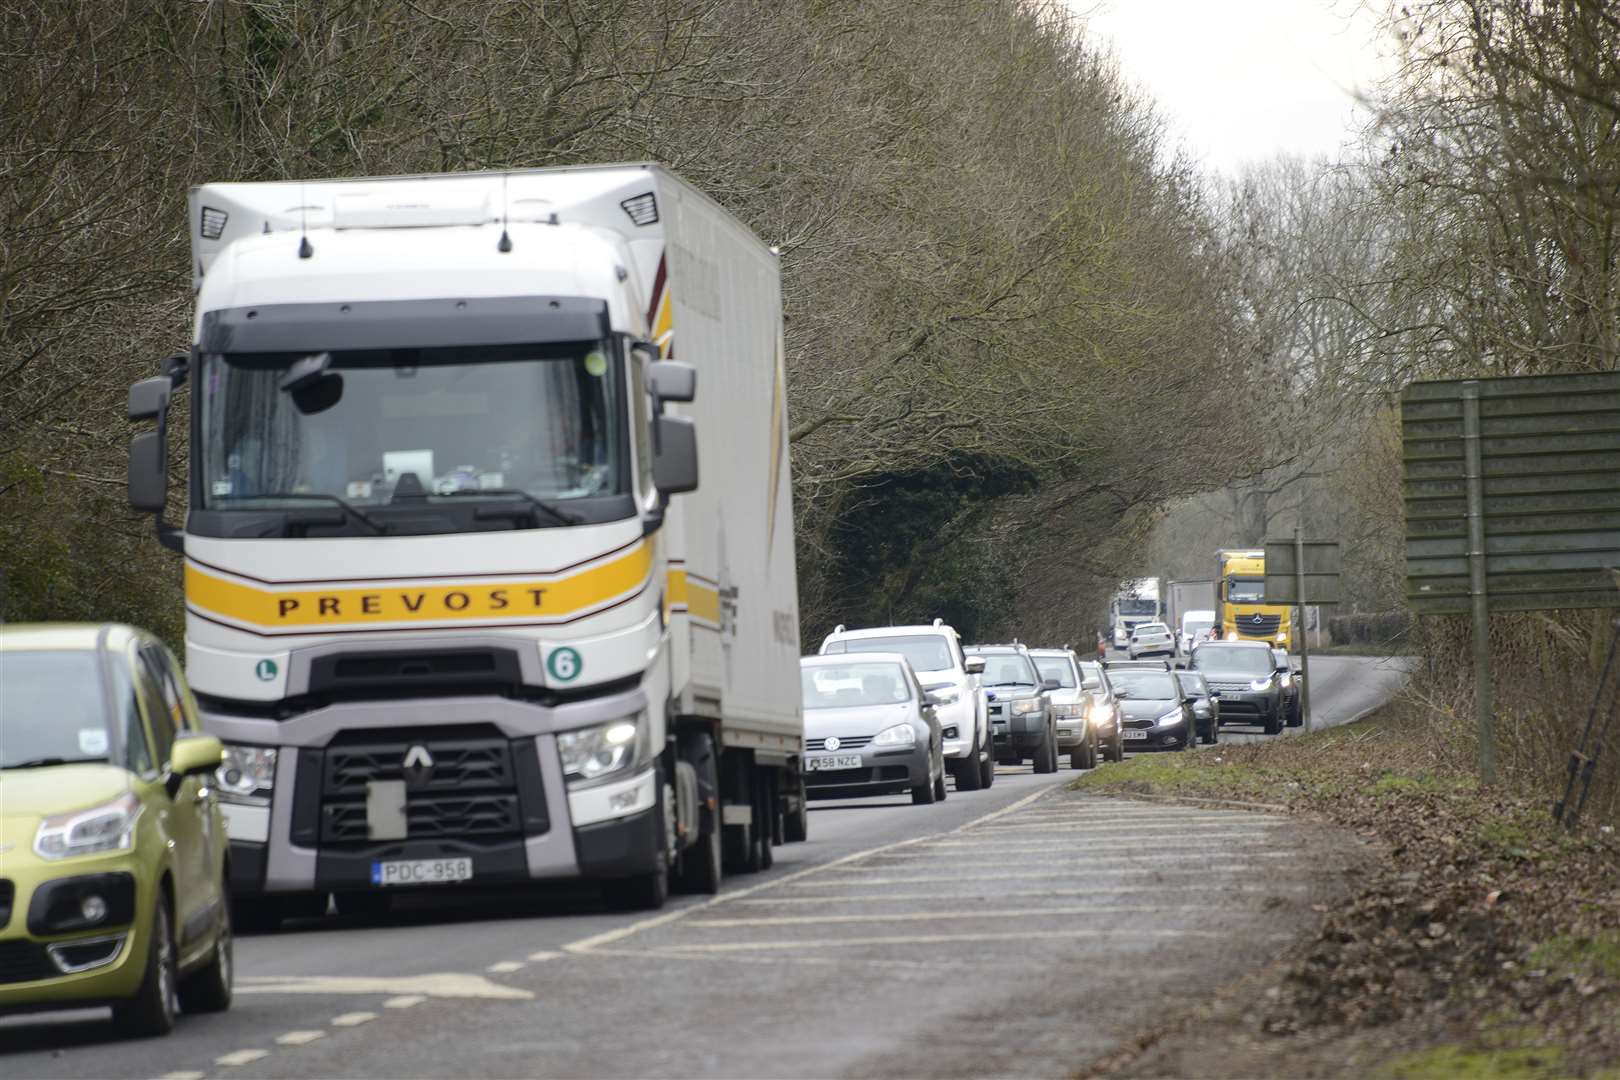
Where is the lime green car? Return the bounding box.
[0,624,233,1035]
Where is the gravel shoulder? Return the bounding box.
[1074,705,1620,1080]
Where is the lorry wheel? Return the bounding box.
[754,774,775,870]
[783,776,809,843]
[333,891,392,919]
[604,868,668,911]
[114,899,177,1036]
[675,815,723,895]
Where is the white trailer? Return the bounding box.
[1164,579,1217,649]
[126,164,802,922]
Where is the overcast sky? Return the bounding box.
[1073,0,1391,176]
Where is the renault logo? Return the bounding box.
[402,745,434,786]
[824,736,841,751]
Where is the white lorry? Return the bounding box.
[126,165,803,922]
[1109,578,1163,648]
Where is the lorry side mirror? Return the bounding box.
[653,415,698,494]
[649,361,696,403]
[128,430,167,513]
[128,377,171,421]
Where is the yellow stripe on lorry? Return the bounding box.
[187,542,653,632]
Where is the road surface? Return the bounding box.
[1,656,1409,1079]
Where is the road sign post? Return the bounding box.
[1264,536,1342,735]
[1401,370,1620,787]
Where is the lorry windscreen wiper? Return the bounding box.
[443,488,582,527]
[221,492,386,535]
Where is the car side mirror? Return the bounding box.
[166,733,224,797]
[964,657,986,675]
[1209,690,1221,699]
[1041,678,1062,692]
[653,415,698,495]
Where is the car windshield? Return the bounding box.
[1184,620,1213,636]
[1078,660,1105,688]
[1227,577,1266,603]
[1118,597,1158,616]
[198,342,625,528]
[1176,672,1208,695]
[1192,646,1274,677]
[1107,670,1177,700]
[0,650,113,768]
[1134,624,1168,636]
[824,634,953,672]
[1033,657,1077,687]
[802,663,912,708]
[970,652,1037,687]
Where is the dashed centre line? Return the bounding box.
[331,1011,378,1027]
[215,1049,269,1067]
[276,1029,326,1046]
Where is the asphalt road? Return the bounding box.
[2,655,1410,1079]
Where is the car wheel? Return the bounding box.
[1264,707,1284,735]
[178,891,233,1015]
[911,772,937,805]
[980,739,996,788]
[1113,731,1125,761]
[933,756,948,802]
[955,734,985,792]
[1033,727,1058,774]
[115,898,178,1037]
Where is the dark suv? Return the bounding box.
[966,644,1059,772]
[1190,641,1284,734]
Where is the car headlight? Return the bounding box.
[217,744,277,804]
[558,714,645,785]
[34,793,143,860]
[1051,703,1084,718]
[1279,672,1293,688]
[1249,677,1274,692]
[1010,698,1043,716]
[873,723,918,747]
[1155,709,1184,726]
[1088,704,1116,728]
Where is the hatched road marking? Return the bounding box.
[237,973,532,1000]
[687,904,1216,928]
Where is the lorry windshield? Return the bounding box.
[1118,597,1158,616]
[1226,577,1266,603]
[199,342,625,521]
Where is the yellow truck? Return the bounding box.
[1213,549,1292,645]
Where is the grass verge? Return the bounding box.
[1074,704,1620,1079]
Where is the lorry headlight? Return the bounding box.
[1010,698,1042,716]
[217,744,277,804]
[558,714,645,785]
[34,793,143,860]
[1249,677,1274,692]
[873,723,917,747]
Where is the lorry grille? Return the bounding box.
[294,725,549,848]
[1232,614,1281,637]
[322,793,523,843]
[0,940,55,985]
[806,736,874,751]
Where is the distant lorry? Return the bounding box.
[1213,549,1292,645]
[126,165,804,921]
[1164,579,1216,648]
[1109,578,1163,647]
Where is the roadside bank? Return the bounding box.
[1074,705,1620,1079]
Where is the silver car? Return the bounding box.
[1128,622,1175,659]
[800,654,947,805]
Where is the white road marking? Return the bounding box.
[560,779,1067,955]
[486,960,525,973]
[727,883,1309,905]
[653,928,1237,953]
[384,994,427,1009]
[157,1072,206,1080]
[689,904,1214,928]
[918,833,1281,849]
[276,1029,326,1045]
[238,973,532,1000]
[215,1049,269,1067]
[787,862,1297,886]
[331,1011,377,1027]
[527,950,563,962]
